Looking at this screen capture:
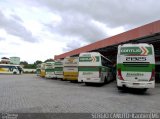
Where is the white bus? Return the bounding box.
[45,62,55,78]
[63,57,79,81]
[117,43,155,91]
[40,63,46,77]
[54,60,63,79]
[78,52,113,85]
[0,64,22,74]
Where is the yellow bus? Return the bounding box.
[63,57,79,81]
[0,64,22,74]
[40,63,46,77]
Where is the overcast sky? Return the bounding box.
[0,0,160,63]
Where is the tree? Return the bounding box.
[44,58,54,62]
[24,64,36,69]
[20,61,28,66]
[34,60,42,65]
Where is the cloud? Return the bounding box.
[0,51,9,56]
[45,11,107,43]
[35,0,160,46]
[44,0,160,26]
[62,40,83,52]
[0,11,38,42]
[0,37,5,41]
[1,0,160,62]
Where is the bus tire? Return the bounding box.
[117,86,123,90]
[85,82,91,86]
[141,88,148,93]
[104,77,107,83]
[13,72,17,75]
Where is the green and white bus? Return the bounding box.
[45,62,55,78]
[78,52,113,85]
[54,60,63,79]
[36,64,41,76]
[117,43,155,91]
[0,64,22,74]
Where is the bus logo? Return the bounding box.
[68,58,75,63]
[120,47,152,55]
[140,47,149,55]
[91,56,96,62]
[79,56,99,62]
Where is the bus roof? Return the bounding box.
[0,64,20,66]
[79,52,101,56]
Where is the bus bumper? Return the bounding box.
[56,75,63,79]
[45,72,55,78]
[117,80,155,88]
[63,76,78,81]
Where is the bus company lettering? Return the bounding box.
[121,49,141,53]
[126,73,144,77]
[80,57,92,61]
[65,62,77,64]
[83,72,93,75]
[120,47,151,55]
[79,56,99,62]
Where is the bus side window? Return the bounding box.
[101,56,112,68]
[101,56,105,66]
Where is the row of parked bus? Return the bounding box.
[36,43,155,92]
[37,52,114,83]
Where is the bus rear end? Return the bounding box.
[54,61,63,79]
[45,62,55,78]
[63,67,78,81]
[36,64,41,76]
[63,57,78,81]
[40,63,46,77]
[117,44,155,90]
[78,52,103,83]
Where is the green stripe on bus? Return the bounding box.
[79,67,99,71]
[117,64,155,72]
[45,69,54,72]
[54,67,63,71]
[55,62,63,65]
[79,66,109,72]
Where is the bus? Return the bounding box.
[15,65,24,74]
[0,64,22,74]
[40,63,46,77]
[54,60,63,79]
[45,62,55,78]
[63,57,78,82]
[78,52,113,85]
[117,43,155,91]
[36,64,41,76]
